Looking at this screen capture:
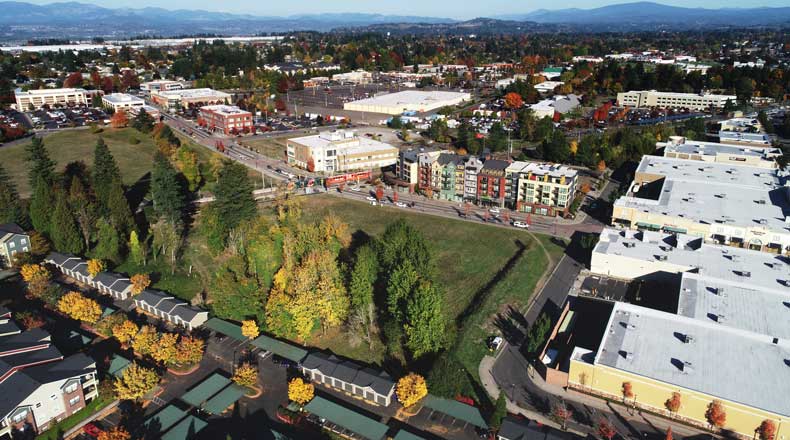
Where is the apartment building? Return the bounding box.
[140,80,184,94]
[611,155,790,253]
[477,160,509,208]
[396,147,445,187]
[14,88,88,110]
[616,90,736,111]
[300,352,395,406]
[661,137,780,169]
[198,105,253,135]
[0,325,98,438]
[286,130,398,173]
[509,162,578,217]
[150,88,231,110]
[101,93,145,113]
[0,223,29,269]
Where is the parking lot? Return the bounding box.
[286,83,407,110]
[29,105,109,129]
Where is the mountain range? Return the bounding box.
[1,1,790,42]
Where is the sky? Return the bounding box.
[25,0,790,19]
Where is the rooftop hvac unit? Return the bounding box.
[714,287,725,295]
[756,199,766,205]
[740,271,751,277]
[759,219,768,225]
[683,334,694,344]
[656,255,668,261]
[624,242,636,248]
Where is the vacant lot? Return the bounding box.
[300,195,566,369]
[239,137,287,160]
[3,128,158,197]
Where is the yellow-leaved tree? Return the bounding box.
[20,263,51,299]
[112,320,139,344]
[151,332,178,365]
[57,291,102,324]
[396,373,428,408]
[114,363,159,401]
[87,259,105,277]
[288,377,314,405]
[131,325,159,356]
[232,363,258,389]
[241,319,260,339]
[130,273,151,295]
[175,336,204,365]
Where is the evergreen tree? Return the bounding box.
[50,189,84,254]
[213,161,255,236]
[25,136,55,189]
[349,244,378,310]
[93,218,122,263]
[68,176,97,250]
[106,182,133,233]
[132,108,155,133]
[150,153,186,224]
[92,137,121,213]
[29,175,54,235]
[0,164,26,226]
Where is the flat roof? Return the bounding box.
[662,140,780,159]
[345,90,470,107]
[102,93,144,104]
[143,405,187,434]
[594,302,790,417]
[615,155,790,232]
[153,88,230,99]
[289,131,396,154]
[622,90,736,100]
[677,273,790,339]
[200,104,251,116]
[304,396,389,440]
[505,161,579,178]
[595,228,790,295]
[15,88,86,96]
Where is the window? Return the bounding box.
[69,396,81,406]
[20,238,27,245]
[65,383,78,394]
[12,410,27,423]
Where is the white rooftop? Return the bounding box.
[615,155,790,232]
[505,161,578,179]
[677,273,790,339]
[593,301,790,417]
[153,88,230,99]
[102,93,144,104]
[534,81,564,90]
[346,90,470,107]
[199,105,250,116]
[15,87,86,96]
[289,130,395,154]
[662,139,781,159]
[595,228,790,295]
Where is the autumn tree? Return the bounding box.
[552,403,572,430]
[504,92,524,109]
[665,392,682,415]
[404,281,448,358]
[112,320,139,344]
[110,110,129,128]
[87,259,105,277]
[151,332,178,365]
[130,273,151,294]
[705,400,727,429]
[665,427,673,440]
[232,363,258,389]
[21,263,51,299]
[597,419,617,440]
[175,336,204,365]
[396,373,428,408]
[97,427,130,440]
[64,72,84,88]
[114,363,158,400]
[597,160,607,172]
[757,420,777,440]
[241,320,260,339]
[375,185,384,201]
[57,291,102,324]
[174,146,202,192]
[621,382,634,402]
[131,325,159,356]
[288,377,314,406]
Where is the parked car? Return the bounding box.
[365,196,376,202]
[489,207,501,215]
[83,423,103,438]
[395,202,408,208]
[512,221,529,229]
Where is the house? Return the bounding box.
[0,326,98,438]
[0,224,29,268]
[300,352,395,407]
[44,253,90,283]
[133,290,208,330]
[0,307,20,337]
[91,272,134,300]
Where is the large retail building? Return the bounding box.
[343,90,471,115]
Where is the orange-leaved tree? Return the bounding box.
[665,392,682,415]
[111,110,129,128]
[504,92,524,109]
[621,382,634,402]
[597,418,617,440]
[757,420,777,440]
[175,336,205,365]
[705,400,727,429]
[130,273,150,295]
[97,427,130,440]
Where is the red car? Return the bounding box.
[83,423,103,438]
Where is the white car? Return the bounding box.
[395,202,408,208]
[366,196,376,202]
[512,221,529,229]
[351,186,361,192]
[489,207,501,215]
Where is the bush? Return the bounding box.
[90,124,104,134]
[129,137,141,145]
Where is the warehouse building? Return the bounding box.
[286,130,398,173]
[101,93,145,113]
[661,137,780,169]
[14,88,88,110]
[343,90,471,115]
[611,155,790,254]
[151,88,231,110]
[140,80,185,94]
[617,90,736,111]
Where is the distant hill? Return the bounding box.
[496,2,790,28]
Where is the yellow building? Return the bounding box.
[568,302,789,439]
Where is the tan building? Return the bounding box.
[150,88,231,110]
[617,90,736,110]
[662,136,780,169]
[14,88,88,110]
[508,162,578,216]
[286,130,398,173]
[101,93,145,113]
[611,155,790,254]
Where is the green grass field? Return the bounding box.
[239,136,288,160]
[4,128,159,197]
[299,195,566,367]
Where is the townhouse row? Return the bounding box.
[45,252,208,330]
[398,149,579,217]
